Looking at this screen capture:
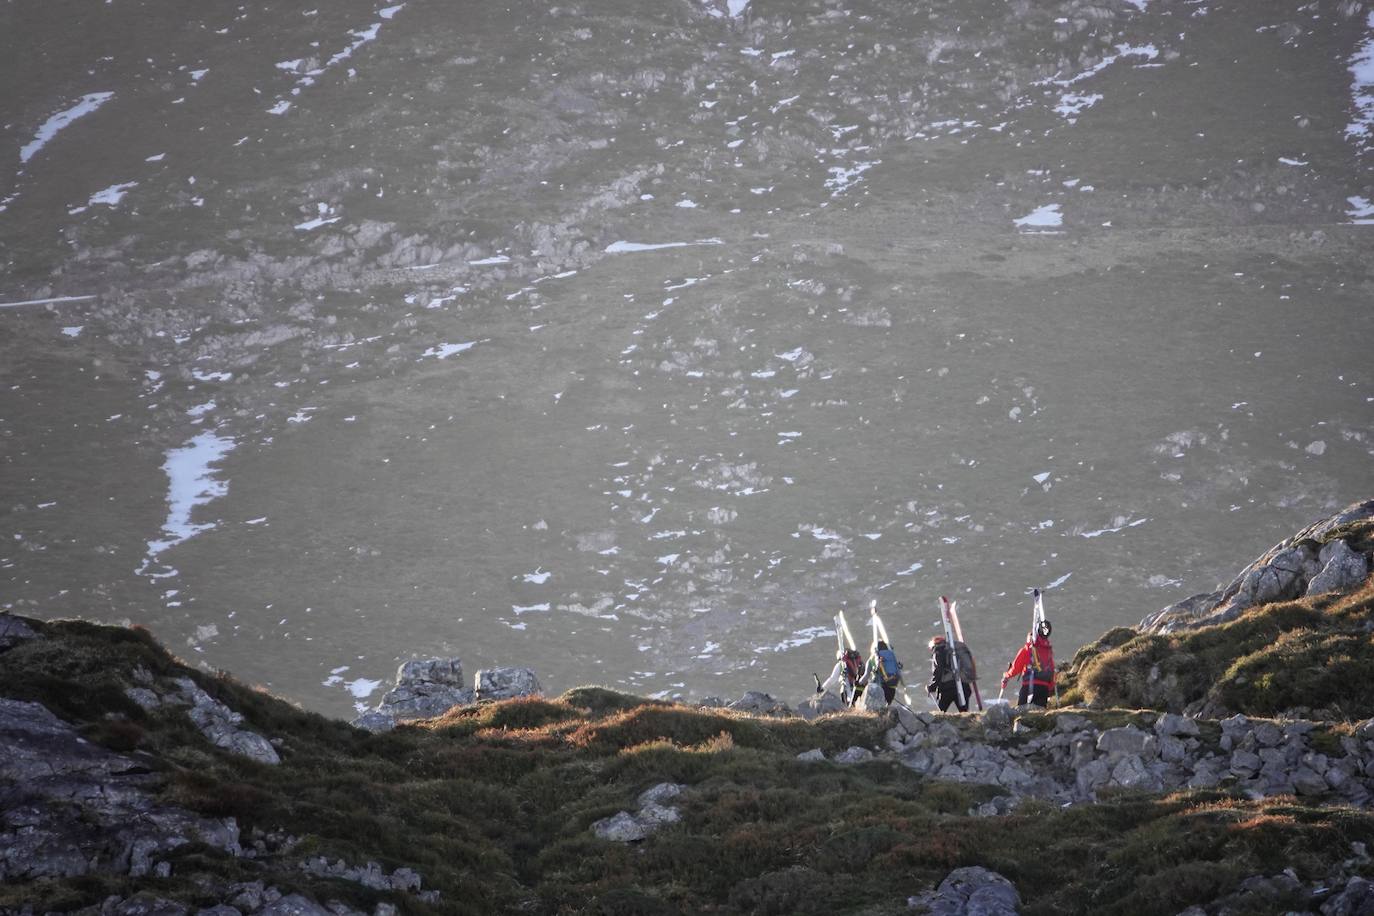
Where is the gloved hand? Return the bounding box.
[1000,677,1008,689]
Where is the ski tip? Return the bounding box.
[1033,587,1041,598]
[940,595,948,603]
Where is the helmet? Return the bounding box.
[1038,620,1052,639]
[928,635,946,647]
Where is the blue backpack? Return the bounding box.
[877,648,901,686]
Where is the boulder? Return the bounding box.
[1143,500,1374,633]
[1307,539,1369,597]
[171,678,280,765]
[396,658,463,687]
[860,683,890,712]
[372,657,478,719]
[727,691,792,717]
[0,699,242,883]
[797,690,846,720]
[982,703,1015,732]
[795,748,826,763]
[909,866,1021,916]
[474,666,542,701]
[1154,713,1200,738]
[833,746,875,765]
[591,811,653,843]
[637,783,683,808]
[1096,726,1154,761]
[0,614,39,651]
[1323,876,1374,916]
[259,894,334,916]
[350,710,397,733]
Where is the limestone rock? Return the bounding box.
[1154,713,1200,738]
[1323,876,1374,916]
[0,614,39,651]
[796,748,826,762]
[861,682,891,711]
[982,703,1014,733]
[1307,539,1369,596]
[474,666,542,701]
[638,783,683,808]
[259,894,335,916]
[350,710,397,733]
[171,678,280,765]
[372,657,477,720]
[834,746,875,765]
[591,811,653,842]
[1143,499,1374,633]
[797,690,846,720]
[909,866,1021,916]
[1096,726,1154,761]
[0,699,241,883]
[727,691,792,717]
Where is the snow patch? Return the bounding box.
[20,92,114,164]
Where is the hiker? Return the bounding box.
[926,635,968,713]
[862,639,903,705]
[1002,621,1055,707]
[814,647,866,706]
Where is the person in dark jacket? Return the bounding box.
[926,635,968,713]
[1002,621,1055,707]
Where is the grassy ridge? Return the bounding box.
[1059,578,1374,718]
[3,616,1374,914]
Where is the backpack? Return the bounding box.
[842,650,863,684]
[877,648,901,686]
[953,641,977,681]
[933,644,956,684]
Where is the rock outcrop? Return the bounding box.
[908,866,1022,916]
[591,783,684,842]
[880,704,1374,807]
[0,698,242,882]
[475,665,543,701]
[352,657,544,731]
[1142,499,1374,633]
[726,690,793,717]
[123,671,279,765]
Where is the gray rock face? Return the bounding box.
[0,699,241,883]
[797,690,846,720]
[860,681,891,711]
[474,666,542,701]
[258,894,334,916]
[350,656,486,729]
[300,856,427,894]
[1307,539,1370,597]
[590,782,686,843]
[833,746,875,765]
[1323,876,1374,916]
[171,679,280,765]
[350,710,397,733]
[372,657,477,721]
[0,614,39,651]
[727,691,793,717]
[909,866,1021,915]
[1142,500,1374,633]
[1096,726,1154,761]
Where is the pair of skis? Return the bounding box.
[938,596,983,711]
[998,587,1054,703]
[834,602,911,707]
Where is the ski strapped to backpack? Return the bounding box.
[939,596,983,711]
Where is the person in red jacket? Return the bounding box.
[1001,621,1055,707]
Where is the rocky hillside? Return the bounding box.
[4,502,1374,915]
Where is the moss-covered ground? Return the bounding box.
[4,616,1374,914]
[1059,577,1374,718]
